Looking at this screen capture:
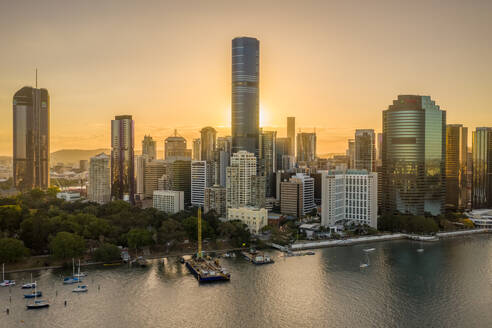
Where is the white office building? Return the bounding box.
[227,206,268,235]
[153,190,184,214]
[191,160,210,207]
[321,170,377,229]
[291,173,316,216]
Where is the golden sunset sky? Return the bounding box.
[0,0,491,156]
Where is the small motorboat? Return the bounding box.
[72,285,88,293]
[359,263,369,268]
[63,277,81,284]
[363,248,376,253]
[24,291,42,298]
[306,251,315,255]
[26,299,50,309]
[21,281,36,289]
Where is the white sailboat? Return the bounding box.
[21,273,36,289]
[360,253,370,268]
[0,263,16,287]
[63,258,81,284]
[72,260,88,293]
[26,281,49,309]
[74,259,88,278]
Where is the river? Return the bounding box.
[1,234,491,328]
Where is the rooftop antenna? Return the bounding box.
[35,68,38,88]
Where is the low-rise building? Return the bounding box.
[153,190,184,214]
[57,192,81,202]
[227,207,268,235]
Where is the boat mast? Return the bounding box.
[2,263,4,281]
[197,207,202,259]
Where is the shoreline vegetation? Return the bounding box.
[1,188,488,275]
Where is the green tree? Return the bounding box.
[182,216,214,241]
[158,219,186,244]
[49,232,86,259]
[126,228,153,250]
[93,243,121,262]
[0,238,30,263]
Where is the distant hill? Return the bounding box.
[51,149,110,166]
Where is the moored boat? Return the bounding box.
[1,263,15,287]
[24,291,42,298]
[72,285,88,293]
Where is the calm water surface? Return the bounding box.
[1,235,491,328]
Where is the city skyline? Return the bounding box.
[1,0,491,156]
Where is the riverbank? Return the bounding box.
[4,247,247,274]
[288,229,490,251]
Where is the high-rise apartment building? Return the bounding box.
[297,133,316,163]
[251,175,266,208]
[382,95,446,216]
[445,124,469,210]
[165,130,192,160]
[142,135,156,161]
[111,115,135,203]
[231,37,259,154]
[204,185,226,217]
[355,129,376,172]
[321,170,378,229]
[200,127,217,162]
[217,136,232,154]
[13,86,50,190]
[192,138,201,161]
[472,127,492,208]
[135,155,147,197]
[287,117,295,156]
[226,151,256,212]
[88,153,111,204]
[144,160,168,199]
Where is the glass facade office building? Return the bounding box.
[472,127,492,208]
[445,124,469,210]
[231,37,259,155]
[13,86,50,191]
[382,95,446,216]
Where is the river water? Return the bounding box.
[1,234,491,328]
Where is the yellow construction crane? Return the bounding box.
[197,207,202,259]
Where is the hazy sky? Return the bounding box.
[0,0,491,156]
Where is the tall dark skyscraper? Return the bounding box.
[354,129,376,172]
[231,37,259,155]
[382,95,446,216]
[445,124,469,210]
[200,126,217,162]
[287,117,295,157]
[111,115,135,203]
[472,127,492,208]
[13,86,50,191]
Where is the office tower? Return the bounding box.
[297,132,316,163]
[251,175,266,208]
[111,115,135,203]
[231,37,260,154]
[217,136,232,154]
[227,207,268,234]
[259,130,276,197]
[142,135,157,160]
[88,153,111,204]
[153,190,184,214]
[472,127,492,208]
[287,117,296,156]
[79,160,88,171]
[226,151,256,211]
[192,138,201,161]
[347,139,355,169]
[165,130,192,160]
[204,185,227,216]
[355,129,376,172]
[214,150,230,187]
[377,133,383,165]
[135,155,147,197]
[13,86,50,190]
[144,160,168,199]
[382,95,446,216]
[321,170,378,229]
[280,179,303,218]
[170,160,191,206]
[191,161,213,207]
[280,173,315,217]
[200,127,217,162]
[275,137,291,171]
[445,124,469,210]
